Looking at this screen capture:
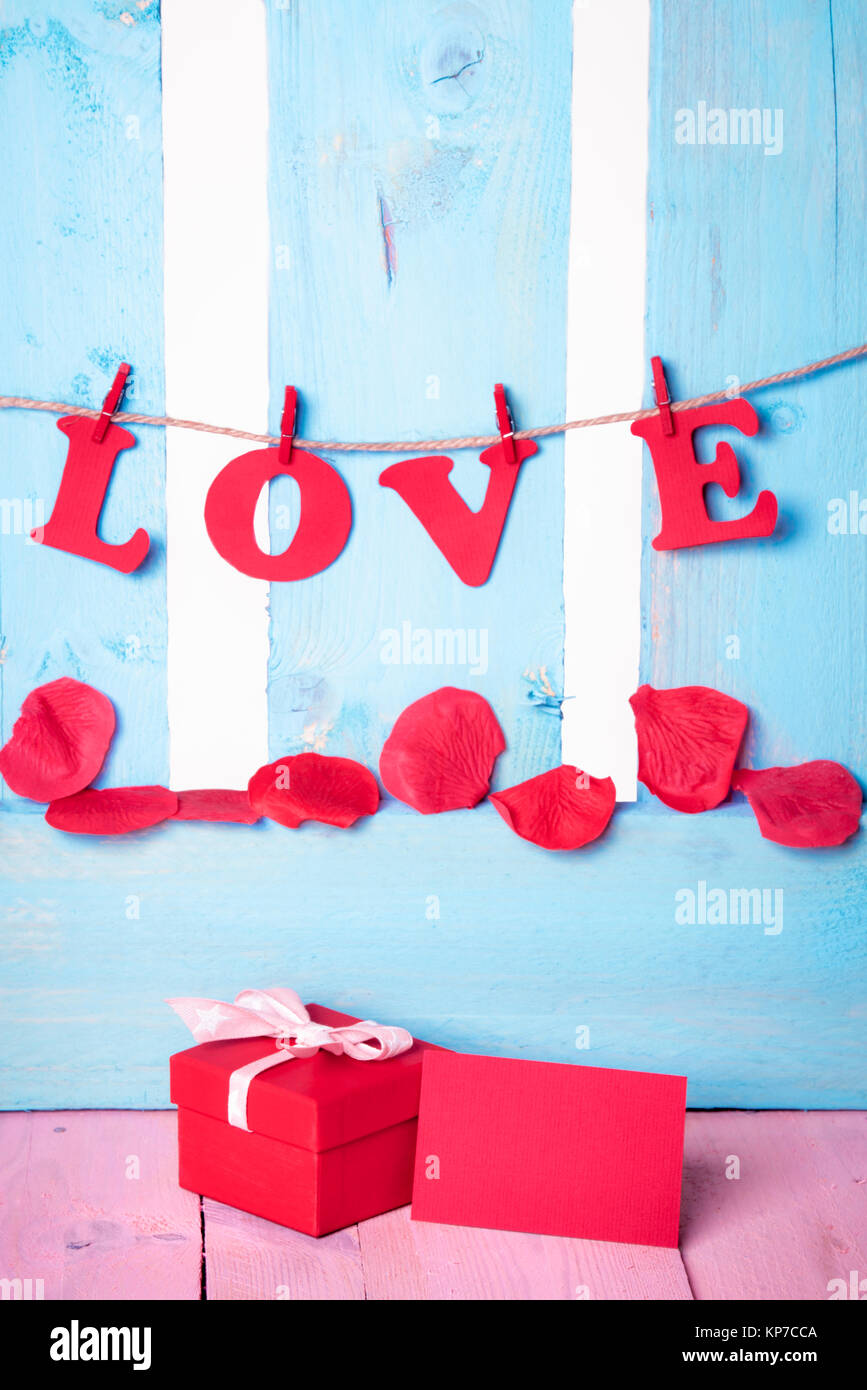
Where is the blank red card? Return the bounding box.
[411,1051,687,1247]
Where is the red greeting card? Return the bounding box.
[411,1051,686,1248]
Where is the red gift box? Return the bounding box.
[170,1002,439,1236]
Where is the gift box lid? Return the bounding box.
[170,1003,440,1152]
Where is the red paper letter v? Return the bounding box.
[379,436,537,587]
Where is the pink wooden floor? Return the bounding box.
[1,1111,864,1300]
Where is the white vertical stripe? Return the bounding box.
[162,0,270,788]
[562,0,650,800]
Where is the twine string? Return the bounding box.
[1,342,865,455]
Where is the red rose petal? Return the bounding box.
[629,683,748,813]
[489,765,616,850]
[379,686,506,814]
[0,677,115,802]
[172,789,260,823]
[46,785,178,835]
[732,761,862,848]
[248,752,379,829]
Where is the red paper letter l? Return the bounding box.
[34,415,150,573]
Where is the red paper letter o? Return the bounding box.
[204,447,352,581]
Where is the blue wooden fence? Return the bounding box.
[0,0,864,1110]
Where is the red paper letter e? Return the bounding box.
[631,398,777,550]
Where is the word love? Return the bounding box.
[34,376,778,586]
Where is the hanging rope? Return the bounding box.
[2,341,865,454]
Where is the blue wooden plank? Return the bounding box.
[640,0,867,788]
[0,1,168,802]
[1,803,864,1110]
[264,0,571,786]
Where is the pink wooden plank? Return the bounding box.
[202,1199,365,1300]
[681,1111,867,1300]
[0,1111,201,1300]
[357,1204,693,1300]
[3,1111,862,1300]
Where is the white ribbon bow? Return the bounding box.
[167,986,413,1131]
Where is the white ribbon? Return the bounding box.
[167,986,413,1131]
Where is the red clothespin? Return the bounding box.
[92,362,131,443]
[278,386,298,467]
[650,355,674,436]
[494,382,517,464]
